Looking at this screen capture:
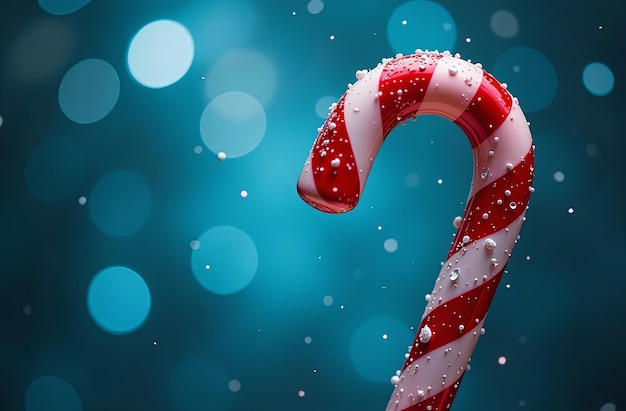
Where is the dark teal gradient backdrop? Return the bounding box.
[1,1,623,410]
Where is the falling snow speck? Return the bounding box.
[78,196,87,205]
[217,151,227,161]
[323,295,334,306]
[437,178,443,184]
[304,336,312,344]
[194,145,203,154]
[189,240,200,250]
[298,390,306,398]
[240,190,248,198]
[567,207,575,214]
[497,356,507,365]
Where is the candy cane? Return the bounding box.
[297,51,534,410]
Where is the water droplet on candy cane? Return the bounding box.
[453,216,462,228]
[450,268,460,281]
[480,167,490,180]
[419,325,432,343]
[484,238,497,250]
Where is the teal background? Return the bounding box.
[1,0,623,410]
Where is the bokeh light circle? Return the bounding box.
[349,317,413,382]
[38,0,90,15]
[205,50,277,105]
[200,92,266,158]
[58,58,120,124]
[582,62,614,96]
[314,95,337,119]
[384,238,398,253]
[191,225,258,295]
[599,403,616,411]
[307,0,324,14]
[88,170,152,237]
[490,10,519,38]
[387,1,456,55]
[25,376,83,411]
[25,137,85,202]
[184,0,256,64]
[492,46,558,112]
[127,20,194,88]
[170,357,232,411]
[228,379,241,393]
[87,266,151,335]
[7,19,74,85]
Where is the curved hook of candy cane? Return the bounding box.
[297,51,534,411]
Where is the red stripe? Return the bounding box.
[448,147,534,258]
[399,377,463,411]
[454,71,513,147]
[403,267,503,368]
[310,96,361,211]
[378,55,439,138]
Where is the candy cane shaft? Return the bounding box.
[297,51,534,410]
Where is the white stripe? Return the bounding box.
[469,99,532,197]
[343,65,385,194]
[385,321,484,411]
[419,55,484,121]
[296,151,322,203]
[422,213,526,321]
